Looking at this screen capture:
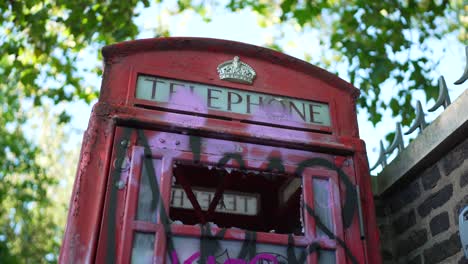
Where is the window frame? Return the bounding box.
[118,135,347,263]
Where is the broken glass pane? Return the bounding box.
[169,162,303,235]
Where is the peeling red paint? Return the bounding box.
[60,38,380,264]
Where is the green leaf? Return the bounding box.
[1,1,464,261]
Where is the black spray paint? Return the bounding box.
[105,132,360,263]
[105,127,132,264]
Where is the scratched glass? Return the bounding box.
[131,232,155,264]
[313,178,333,237]
[136,158,162,223]
[318,250,336,264]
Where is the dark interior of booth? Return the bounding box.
[169,162,303,235]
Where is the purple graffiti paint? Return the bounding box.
[249,253,278,264]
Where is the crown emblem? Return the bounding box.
[217,56,256,85]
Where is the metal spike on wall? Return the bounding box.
[385,122,404,155]
[370,140,387,171]
[454,46,468,85]
[371,45,467,174]
[405,100,427,135]
[428,76,451,112]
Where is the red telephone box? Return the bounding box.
[60,38,381,264]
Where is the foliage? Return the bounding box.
[0,106,78,263]
[1,1,146,262]
[173,0,466,126]
[0,0,466,262]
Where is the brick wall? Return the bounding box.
[375,136,468,264]
[372,90,468,264]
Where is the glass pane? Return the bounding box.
[131,232,155,264]
[136,158,162,222]
[168,235,306,264]
[318,250,336,264]
[313,178,333,236]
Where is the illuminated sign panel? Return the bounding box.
[170,186,259,216]
[136,75,331,127]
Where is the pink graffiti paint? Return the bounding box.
[172,251,279,264]
[249,253,279,264]
[171,251,217,264]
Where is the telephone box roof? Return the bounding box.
[102,37,360,99]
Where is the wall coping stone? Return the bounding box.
[372,89,468,196]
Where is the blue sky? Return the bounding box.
[65,2,467,174]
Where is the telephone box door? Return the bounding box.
[96,127,365,264]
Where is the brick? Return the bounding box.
[389,180,421,213]
[407,255,422,264]
[378,223,385,235]
[417,184,453,218]
[459,256,468,264]
[392,210,416,235]
[381,248,393,261]
[461,169,468,188]
[396,229,428,256]
[423,232,461,264]
[421,165,441,190]
[442,137,468,175]
[378,223,393,240]
[453,194,468,225]
[374,198,388,218]
[429,211,449,236]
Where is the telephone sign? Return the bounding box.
[136,75,332,126]
[60,38,381,264]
